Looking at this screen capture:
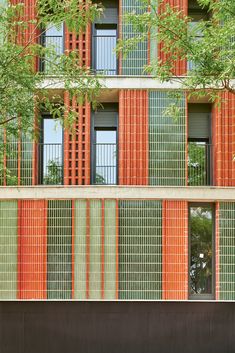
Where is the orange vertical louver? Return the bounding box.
[119,90,149,185]
[162,200,188,300]
[17,200,47,299]
[213,92,235,186]
[63,5,91,185]
[63,92,91,185]
[158,0,188,76]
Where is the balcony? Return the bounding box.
[92,142,117,185]
[38,143,63,185]
[188,142,212,186]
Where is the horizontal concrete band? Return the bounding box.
[40,76,235,90]
[1,186,235,201]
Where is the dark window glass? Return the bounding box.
[189,205,214,297]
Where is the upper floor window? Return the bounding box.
[39,116,63,185]
[39,24,64,73]
[92,2,118,75]
[91,104,118,185]
[188,104,212,186]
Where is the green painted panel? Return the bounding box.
[104,200,116,299]
[119,200,162,300]
[149,91,186,186]
[0,201,18,300]
[219,203,235,300]
[89,200,102,299]
[47,200,72,299]
[74,200,87,299]
[121,0,148,75]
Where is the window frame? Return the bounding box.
[188,202,215,300]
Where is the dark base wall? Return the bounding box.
[0,302,235,353]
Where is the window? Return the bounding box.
[40,23,64,73]
[91,105,118,185]
[188,0,210,71]
[188,104,212,186]
[189,204,214,299]
[92,3,118,75]
[92,25,117,75]
[39,116,63,185]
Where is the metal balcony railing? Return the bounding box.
[38,143,63,185]
[92,35,117,75]
[188,142,212,186]
[93,143,117,185]
[39,35,64,73]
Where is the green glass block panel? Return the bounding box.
[119,200,162,300]
[149,91,186,186]
[121,0,148,75]
[74,200,87,300]
[0,201,18,300]
[104,200,116,300]
[219,203,235,300]
[89,200,102,299]
[47,200,72,299]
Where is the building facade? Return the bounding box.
[1,0,235,302]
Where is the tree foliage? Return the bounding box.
[0,0,103,138]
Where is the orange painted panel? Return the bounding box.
[17,200,47,299]
[162,200,188,300]
[158,0,187,76]
[119,90,149,185]
[63,93,91,185]
[213,92,235,186]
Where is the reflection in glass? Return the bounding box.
[40,118,63,184]
[190,206,213,295]
[95,130,117,184]
[188,141,211,186]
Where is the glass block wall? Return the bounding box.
[119,200,162,299]
[219,202,235,300]
[149,91,187,186]
[121,0,148,75]
[0,199,235,301]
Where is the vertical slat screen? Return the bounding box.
[149,91,187,186]
[104,200,117,299]
[89,200,102,299]
[119,200,162,300]
[162,200,188,300]
[120,0,148,75]
[0,201,17,300]
[74,199,117,300]
[119,90,149,185]
[63,1,91,186]
[74,200,87,299]
[219,202,235,300]
[18,200,47,299]
[63,94,91,186]
[158,0,187,76]
[213,92,235,186]
[47,200,72,299]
